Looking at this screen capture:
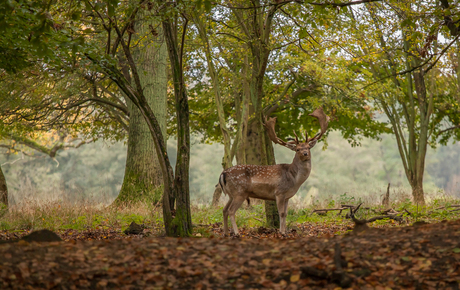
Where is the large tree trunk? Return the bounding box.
[115,13,167,205]
[0,166,8,208]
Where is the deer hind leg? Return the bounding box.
[227,196,246,236]
[223,197,233,236]
[276,196,288,235]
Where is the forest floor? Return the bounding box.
[1,218,460,289]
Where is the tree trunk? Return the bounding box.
[245,115,280,227]
[115,12,167,205]
[411,181,425,205]
[163,19,193,236]
[264,131,280,228]
[409,169,426,206]
[0,166,8,208]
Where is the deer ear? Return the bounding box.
[308,139,318,148]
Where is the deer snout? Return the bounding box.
[303,152,308,156]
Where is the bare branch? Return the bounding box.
[307,0,383,7]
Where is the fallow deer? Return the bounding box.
[218,108,330,236]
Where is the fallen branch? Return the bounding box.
[381,208,400,215]
[427,205,460,214]
[313,205,372,216]
[313,208,347,213]
[300,243,353,288]
[253,217,265,223]
[348,204,403,233]
[313,208,348,212]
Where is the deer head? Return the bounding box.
[263,107,330,161]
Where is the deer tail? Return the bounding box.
[219,172,227,195]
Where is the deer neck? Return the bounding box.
[289,155,312,184]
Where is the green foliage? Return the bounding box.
[63,216,88,230]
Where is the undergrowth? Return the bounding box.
[0,200,162,232]
[1,192,459,235]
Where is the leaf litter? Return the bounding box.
[1,219,460,289]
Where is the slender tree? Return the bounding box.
[331,0,460,204]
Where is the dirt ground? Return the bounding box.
[1,220,460,289]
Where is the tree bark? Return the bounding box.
[0,166,8,208]
[411,177,425,205]
[264,131,280,228]
[116,17,167,205]
[162,19,193,236]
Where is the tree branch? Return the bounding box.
[307,0,383,7]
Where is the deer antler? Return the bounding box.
[263,116,296,149]
[307,107,330,142]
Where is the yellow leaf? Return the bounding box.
[290,274,300,282]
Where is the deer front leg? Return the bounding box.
[228,196,246,236]
[284,199,289,234]
[223,197,233,236]
[276,196,287,235]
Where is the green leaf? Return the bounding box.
[107,4,114,17]
[71,11,81,21]
[195,0,203,10]
[453,248,460,253]
[204,0,211,12]
[299,27,308,39]
[84,1,92,11]
[400,19,412,27]
[428,24,438,35]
